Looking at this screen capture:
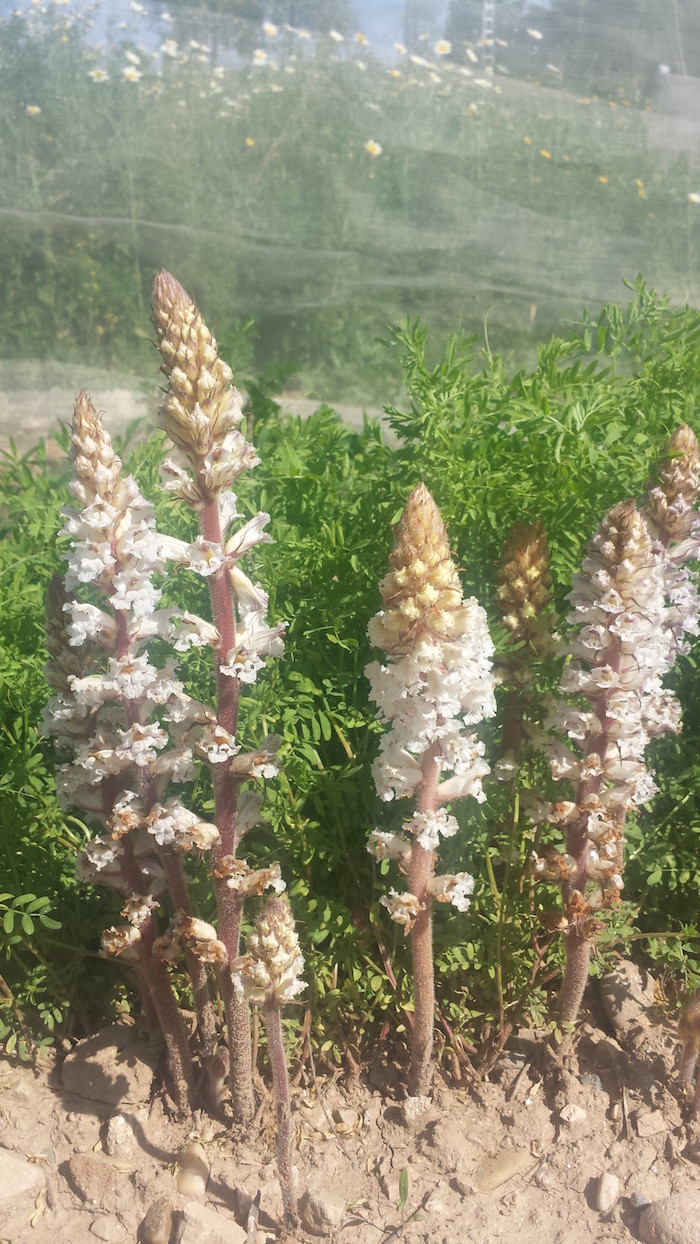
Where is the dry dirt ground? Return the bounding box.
[1,963,700,1244]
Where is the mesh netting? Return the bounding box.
[0,0,699,411]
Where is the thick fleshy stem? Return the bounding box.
[408,742,440,1097]
[112,605,217,1059]
[201,495,254,1123]
[678,992,700,1115]
[366,485,496,1096]
[233,897,304,1220]
[264,1001,298,1227]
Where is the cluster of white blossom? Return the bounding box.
[232,896,305,1006]
[365,484,496,931]
[44,392,285,968]
[531,494,698,923]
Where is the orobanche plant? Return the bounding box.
[42,269,700,1149]
[365,483,496,1096]
[529,427,700,1026]
[43,272,298,1165]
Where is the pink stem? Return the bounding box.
[408,741,441,1097]
[200,495,254,1123]
[560,638,621,1026]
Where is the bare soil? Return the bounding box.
[1,993,699,1244]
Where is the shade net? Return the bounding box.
[0,0,699,421]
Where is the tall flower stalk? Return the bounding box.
[44,391,221,1107]
[233,896,304,1226]
[366,484,496,1096]
[152,270,286,1123]
[531,500,687,1025]
[495,519,555,777]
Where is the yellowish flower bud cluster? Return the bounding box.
[70,390,122,506]
[370,483,466,654]
[496,520,553,648]
[152,269,244,459]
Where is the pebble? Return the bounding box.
[176,1141,210,1199]
[559,1103,587,1126]
[68,1153,126,1210]
[142,1198,174,1244]
[639,1191,700,1244]
[534,1165,556,1191]
[299,1189,345,1236]
[600,960,655,1032]
[636,1110,668,1138]
[631,1192,652,1209]
[400,1095,432,1125]
[102,1114,136,1157]
[474,1147,534,1192]
[0,1147,45,1207]
[89,1217,124,1242]
[175,1200,247,1244]
[596,1172,620,1213]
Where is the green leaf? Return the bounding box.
[398,1167,409,1212]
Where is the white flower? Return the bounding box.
[185,537,226,576]
[329,30,344,43]
[196,723,238,764]
[427,872,474,912]
[404,808,458,851]
[64,601,116,646]
[380,889,422,932]
[122,66,142,82]
[225,511,272,559]
[146,799,219,850]
[367,831,412,862]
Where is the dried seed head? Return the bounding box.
[233,895,305,1007]
[152,269,243,458]
[496,520,553,646]
[70,391,122,505]
[644,424,700,545]
[372,483,467,653]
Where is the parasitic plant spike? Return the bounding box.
[366,484,495,1095]
[153,270,286,1124]
[531,500,687,1027]
[233,897,304,1226]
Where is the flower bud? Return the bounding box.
[232,896,305,1006]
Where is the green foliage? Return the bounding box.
[4,280,700,1069]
